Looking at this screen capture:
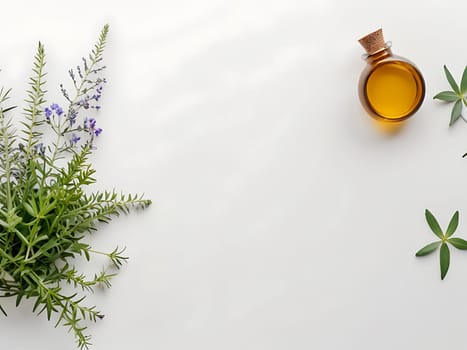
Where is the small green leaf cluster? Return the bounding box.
[433,65,467,126]
[0,25,151,349]
[416,210,467,280]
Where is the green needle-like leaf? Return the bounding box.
[449,99,463,126]
[445,211,459,238]
[448,237,467,250]
[425,209,444,239]
[416,241,441,256]
[444,65,460,94]
[461,66,467,94]
[434,91,460,102]
[440,243,450,280]
[0,304,7,317]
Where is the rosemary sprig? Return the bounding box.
[0,25,151,349]
[433,65,467,126]
[416,210,467,280]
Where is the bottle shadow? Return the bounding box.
[371,118,406,136]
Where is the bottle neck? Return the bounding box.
[365,48,392,64]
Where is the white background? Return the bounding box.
[1,0,467,349]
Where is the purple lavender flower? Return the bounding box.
[35,143,46,156]
[50,103,64,116]
[83,117,102,137]
[46,103,64,119]
[69,109,77,126]
[44,107,52,120]
[78,99,90,109]
[70,133,81,146]
[55,106,64,116]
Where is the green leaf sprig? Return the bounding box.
[433,65,467,126]
[0,25,151,349]
[416,209,467,280]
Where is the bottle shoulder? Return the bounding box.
[360,53,422,79]
[365,52,417,68]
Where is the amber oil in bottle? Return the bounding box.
[358,29,425,122]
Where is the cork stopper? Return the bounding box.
[358,28,386,55]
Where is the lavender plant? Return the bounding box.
[0,25,151,348]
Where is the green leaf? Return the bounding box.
[461,66,467,94]
[433,91,460,102]
[0,219,8,229]
[15,294,23,307]
[425,209,444,239]
[448,237,467,250]
[444,65,460,94]
[416,241,441,256]
[440,243,450,280]
[449,99,463,126]
[445,211,459,238]
[23,202,35,217]
[0,304,7,317]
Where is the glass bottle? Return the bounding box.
[358,29,425,122]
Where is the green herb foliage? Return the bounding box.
[416,210,467,280]
[0,25,151,349]
[433,65,467,126]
